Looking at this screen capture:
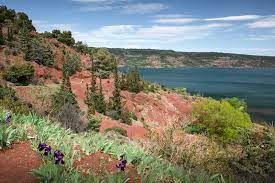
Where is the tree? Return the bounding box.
[7,26,13,42]
[95,78,106,114]
[127,66,143,93]
[94,48,116,78]
[3,62,35,85]
[0,27,4,45]
[52,71,79,114]
[110,61,122,116]
[57,31,75,46]
[62,51,81,76]
[85,57,97,116]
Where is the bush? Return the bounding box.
[57,31,75,46]
[108,110,120,120]
[0,86,30,114]
[3,62,35,85]
[86,115,102,132]
[24,38,55,67]
[105,127,128,137]
[55,103,84,133]
[121,108,132,125]
[224,97,247,112]
[174,88,188,95]
[230,126,275,182]
[129,111,137,120]
[192,98,252,143]
[62,52,81,76]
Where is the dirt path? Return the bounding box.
[0,142,42,183]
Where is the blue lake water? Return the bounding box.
[120,67,275,123]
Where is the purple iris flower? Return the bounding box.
[5,114,11,124]
[54,150,65,165]
[44,146,52,156]
[116,159,127,171]
[38,143,47,151]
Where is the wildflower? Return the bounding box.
[54,150,65,165]
[116,155,127,171]
[38,143,47,151]
[44,146,52,156]
[5,113,11,124]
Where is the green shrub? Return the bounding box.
[230,127,275,182]
[62,52,81,77]
[0,86,30,114]
[224,97,247,112]
[105,127,128,137]
[108,110,120,120]
[57,31,75,46]
[3,62,34,85]
[121,108,132,125]
[24,38,55,67]
[86,115,102,132]
[174,87,188,95]
[192,98,252,142]
[129,111,137,120]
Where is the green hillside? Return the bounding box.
[108,48,275,68]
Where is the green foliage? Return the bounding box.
[173,87,188,95]
[95,79,106,114]
[57,31,75,46]
[7,26,13,42]
[0,6,35,33]
[62,51,81,77]
[3,62,34,85]
[224,97,247,112]
[74,41,89,54]
[51,73,79,115]
[121,66,144,93]
[192,98,252,142]
[105,127,128,137]
[129,112,137,120]
[120,108,132,125]
[184,124,204,134]
[0,124,17,149]
[86,115,102,132]
[0,85,30,114]
[109,65,122,116]
[0,28,4,45]
[106,172,128,183]
[24,37,55,66]
[93,48,116,78]
[230,127,275,182]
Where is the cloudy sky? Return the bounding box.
[1,0,275,56]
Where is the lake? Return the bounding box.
[120,67,275,123]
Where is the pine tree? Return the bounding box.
[7,26,13,42]
[95,78,106,114]
[52,70,79,113]
[127,66,143,93]
[0,27,4,45]
[111,61,122,116]
[85,56,97,116]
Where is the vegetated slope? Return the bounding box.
[108,48,275,68]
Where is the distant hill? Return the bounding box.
[108,48,275,68]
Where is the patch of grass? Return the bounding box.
[105,127,128,137]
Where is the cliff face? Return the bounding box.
[108,48,275,68]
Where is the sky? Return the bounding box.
[1,0,275,56]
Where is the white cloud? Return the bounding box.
[33,20,76,32]
[248,15,275,28]
[154,14,188,19]
[154,18,197,24]
[73,23,232,48]
[72,0,127,3]
[205,15,262,21]
[122,3,168,14]
[248,35,275,41]
[79,6,113,12]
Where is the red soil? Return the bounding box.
[69,71,193,139]
[0,142,42,183]
[74,151,141,183]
